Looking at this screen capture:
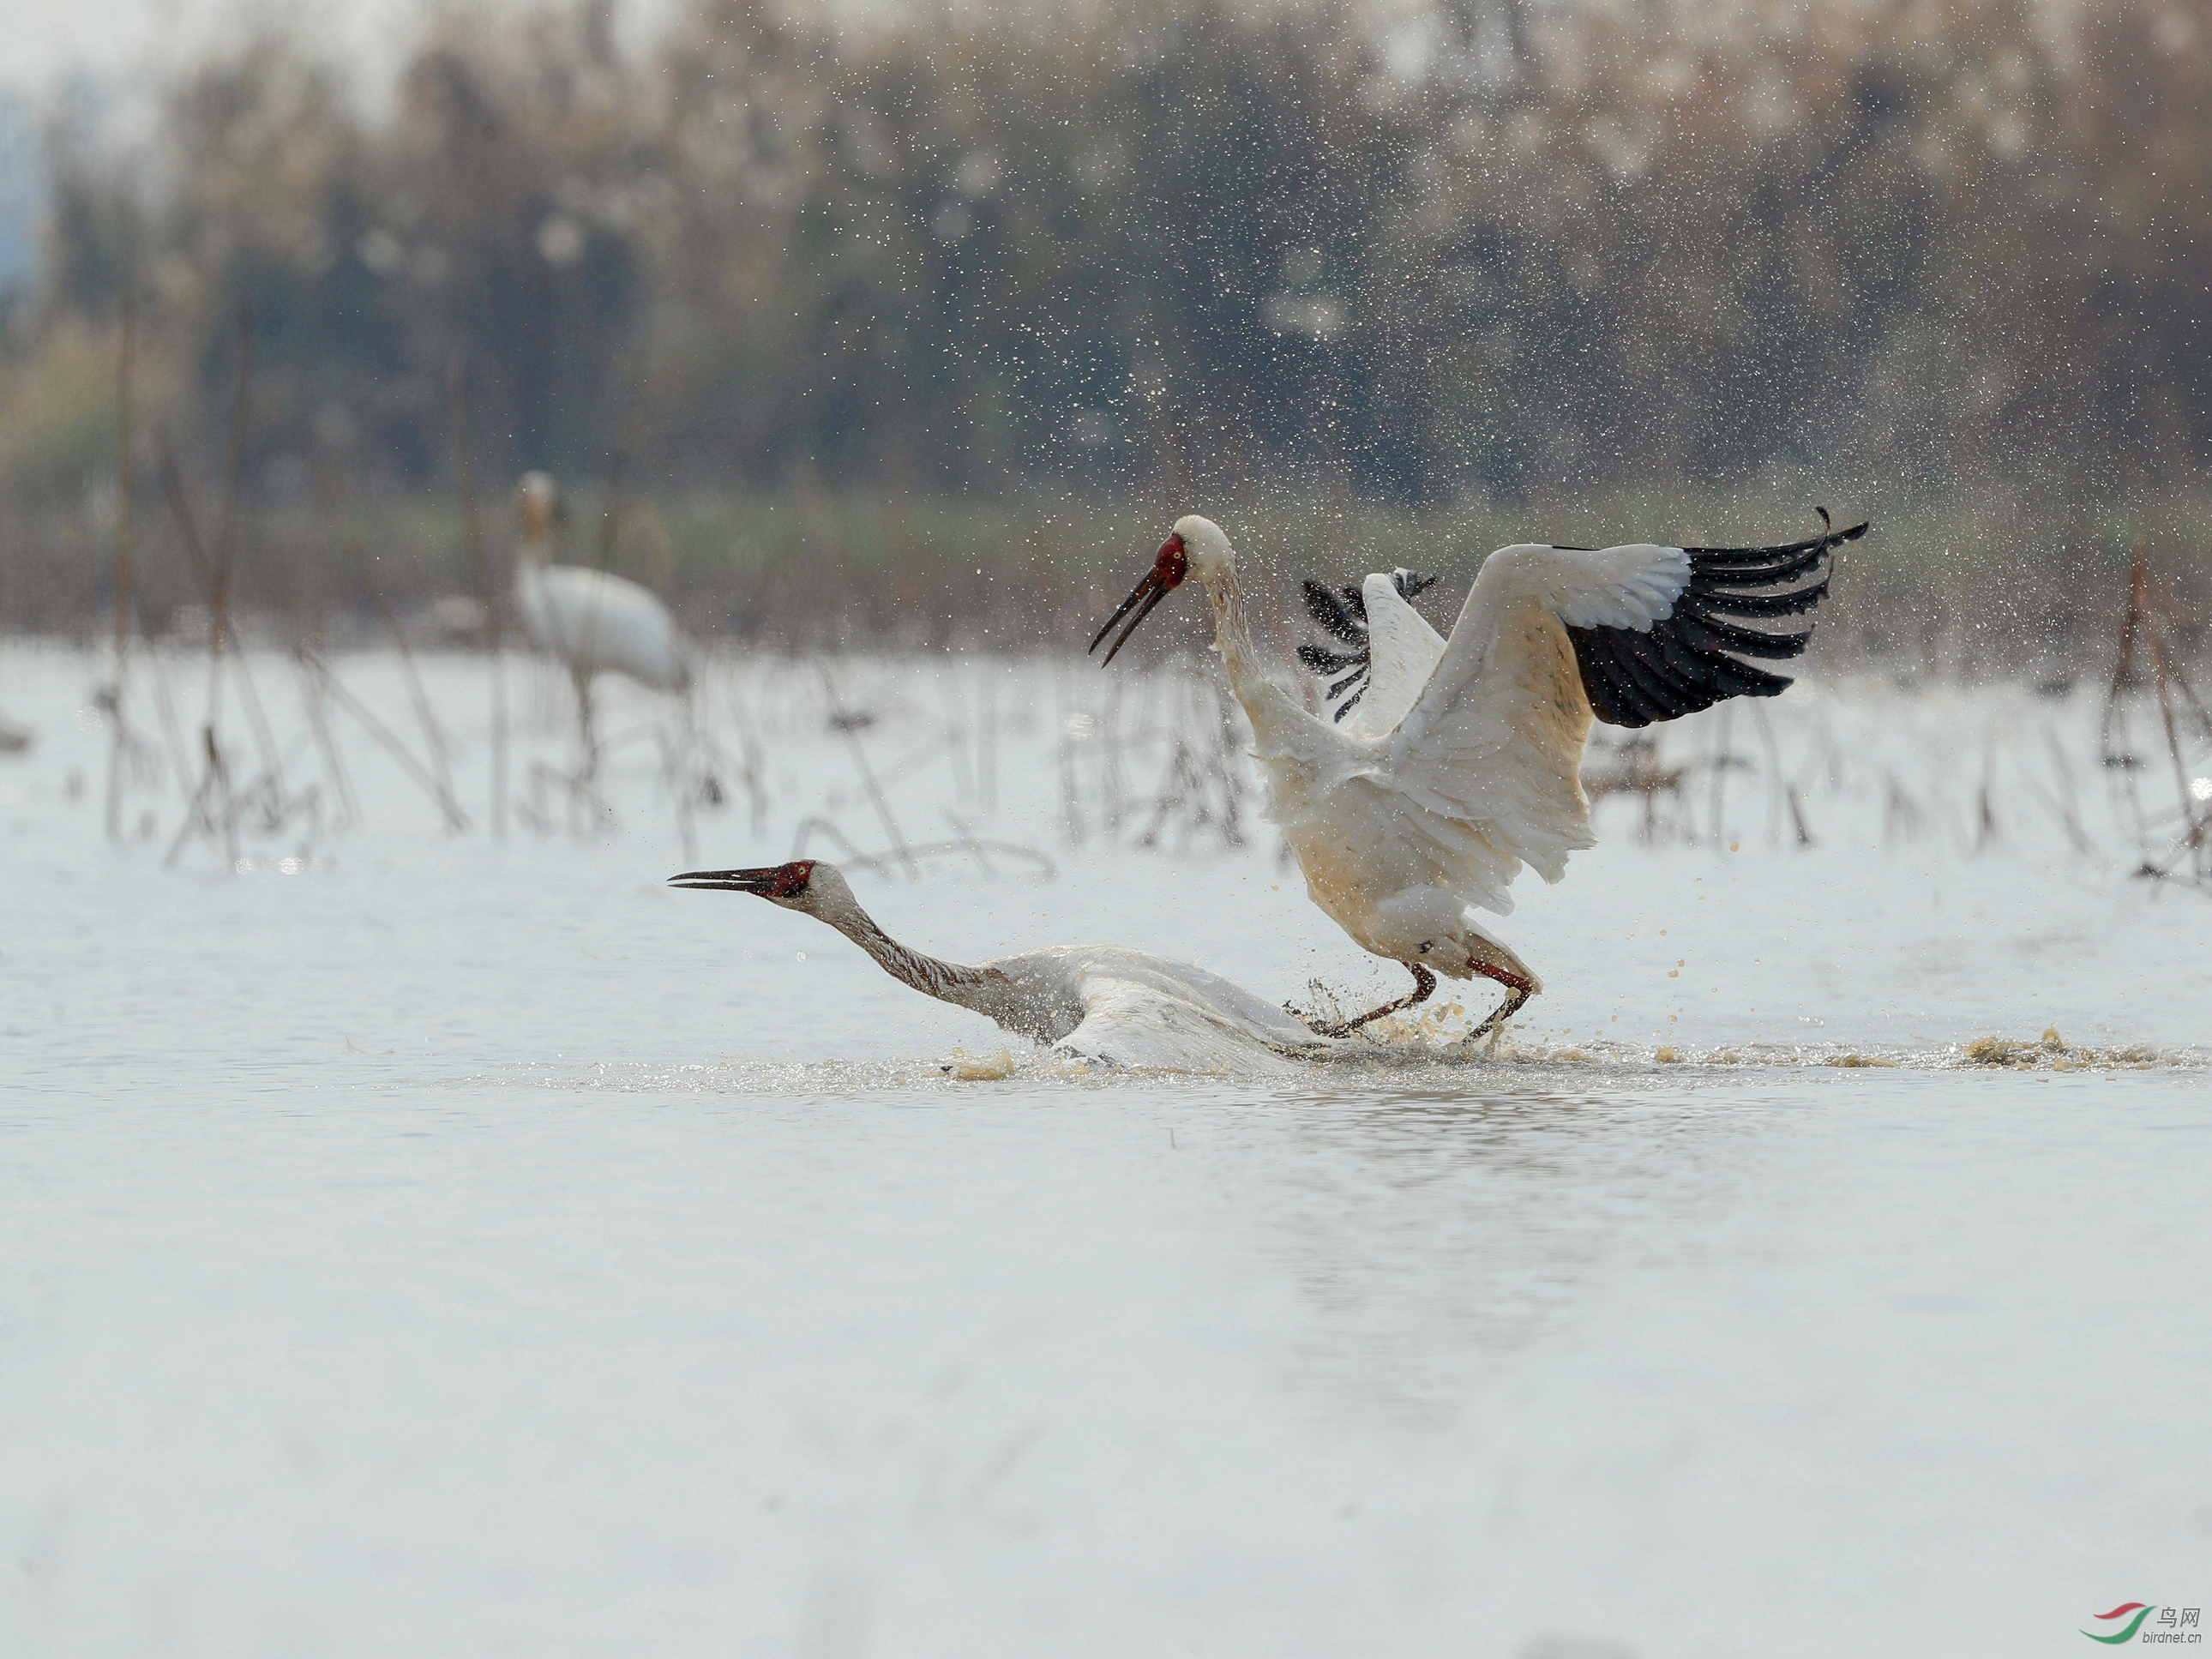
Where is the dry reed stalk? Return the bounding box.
[156,409,290,836]
[301,653,470,831]
[2024,721,2096,857]
[1704,704,1734,848]
[146,645,192,807]
[165,724,239,868]
[1133,667,1247,851]
[2043,721,2095,853]
[448,349,508,839]
[154,436,239,851]
[297,646,361,833]
[817,660,919,876]
[514,754,613,837]
[226,646,287,824]
[935,665,973,808]
[2099,545,2212,885]
[320,439,457,818]
[941,808,995,876]
[1751,701,1783,846]
[105,298,137,842]
[658,724,700,865]
[372,580,460,810]
[1884,773,1924,845]
[213,306,250,635]
[789,812,1053,881]
[706,658,769,834]
[1749,700,1818,847]
[1584,735,1688,843]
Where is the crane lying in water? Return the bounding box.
[1091,511,1866,1038]
[669,859,1337,1072]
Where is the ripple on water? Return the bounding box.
[478,1024,2208,1099]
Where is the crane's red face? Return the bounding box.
[668,859,815,901]
[1088,533,1188,666]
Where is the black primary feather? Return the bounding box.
[1392,568,1440,602]
[1301,580,1367,643]
[1296,643,1362,674]
[1568,515,1866,729]
[1296,568,1440,723]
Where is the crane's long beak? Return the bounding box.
[1089,534,1189,666]
[668,867,778,893]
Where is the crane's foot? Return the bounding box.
[1313,963,1436,1037]
[1464,966,1536,1043]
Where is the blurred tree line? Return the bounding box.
[2,0,2206,636]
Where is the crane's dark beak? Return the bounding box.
[1089,533,1189,666]
[668,867,780,894]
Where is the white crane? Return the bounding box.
[1091,511,1866,1037]
[669,859,1337,1072]
[513,472,690,761]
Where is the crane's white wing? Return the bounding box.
[1341,572,1446,740]
[1373,544,1692,901]
[1042,951,1332,1073]
[1049,978,1303,1073]
[1372,521,1859,905]
[516,562,692,693]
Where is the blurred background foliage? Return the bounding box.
[0,0,2206,652]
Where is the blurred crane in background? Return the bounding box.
[513,472,691,776]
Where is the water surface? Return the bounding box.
[3,646,2206,1656]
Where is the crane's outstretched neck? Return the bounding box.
[809,884,1003,1011]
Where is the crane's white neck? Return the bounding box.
[1192,556,1310,738]
[1196,558,1260,680]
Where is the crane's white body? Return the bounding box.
[514,559,691,694]
[1175,516,1693,985]
[962,943,1331,1070]
[676,860,1334,1073]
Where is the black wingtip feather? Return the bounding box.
[1392,568,1440,602]
[1301,580,1367,644]
[1572,514,1860,727]
[1297,642,1362,674]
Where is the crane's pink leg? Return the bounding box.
[1467,965,1536,1040]
[1315,963,1436,1037]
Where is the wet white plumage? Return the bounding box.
[671,860,1333,1073]
[999,946,1330,1072]
[1160,517,1694,986]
